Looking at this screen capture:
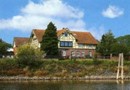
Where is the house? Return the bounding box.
[30,28,98,58]
[13,28,98,58]
[13,37,29,55]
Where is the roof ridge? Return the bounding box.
[72,31,90,33]
[14,37,29,39]
[33,29,45,31]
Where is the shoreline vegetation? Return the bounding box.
[1,58,130,81]
[0,76,130,81]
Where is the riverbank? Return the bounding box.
[0,76,130,81]
[1,58,130,79]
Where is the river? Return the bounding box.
[0,80,128,90]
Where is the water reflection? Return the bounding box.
[0,80,129,90]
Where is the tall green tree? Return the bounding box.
[41,22,58,57]
[96,30,116,56]
[0,39,12,55]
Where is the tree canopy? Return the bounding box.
[114,35,130,56]
[97,31,130,56]
[96,30,116,56]
[41,22,59,57]
[0,39,12,55]
[116,35,130,51]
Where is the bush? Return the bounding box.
[93,53,101,65]
[16,44,43,68]
[34,70,48,76]
[0,58,18,70]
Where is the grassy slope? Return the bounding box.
[0,58,130,77]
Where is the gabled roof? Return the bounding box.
[32,28,98,44]
[13,37,29,47]
[72,31,98,44]
[32,29,45,42]
[57,29,66,36]
[32,29,66,42]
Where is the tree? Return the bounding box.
[111,43,129,56]
[112,35,130,57]
[116,35,130,51]
[16,44,43,68]
[0,39,12,56]
[41,22,59,57]
[96,30,116,56]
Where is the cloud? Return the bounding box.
[0,0,104,40]
[102,5,124,18]
[0,0,85,31]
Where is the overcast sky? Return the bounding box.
[0,0,130,44]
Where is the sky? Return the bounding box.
[0,0,130,44]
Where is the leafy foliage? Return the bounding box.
[0,39,12,55]
[97,31,130,57]
[16,44,43,68]
[96,30,116,56]
[111,42,129,55]
[41,22,59,57]
[116,35,130,52]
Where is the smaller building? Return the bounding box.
[13,37,29,55]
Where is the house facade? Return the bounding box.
[30,28,98,58]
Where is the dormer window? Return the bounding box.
[64,32,68,37]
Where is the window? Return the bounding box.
[77,51,80,57]
[78,44,84,48]
[82,52,85,57]
[88,51,92,57]
[88,44,93,47]
[60,41,73,47]
[71,51,75,57]
[62,50,66,56]
[64,32,68,37]
[60,42,64,46]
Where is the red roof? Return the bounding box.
[33,29,45,42]
[32,29,98,44]
[14,37,29,47]
[72,31,98,44]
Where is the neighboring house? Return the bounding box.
[13,37,29,55]
[30,29,45,49]
[30,28,98,58]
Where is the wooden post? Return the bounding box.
[116,54,120,79]
[121,53,124,80]
[116,53,124,80]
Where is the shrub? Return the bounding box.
[0,58,18,70]
[34,70,48,76]
[16,44,43,68]
[93,53,101,65]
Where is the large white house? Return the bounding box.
[13,28,98,58]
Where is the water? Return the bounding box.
[0,80,129,90]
